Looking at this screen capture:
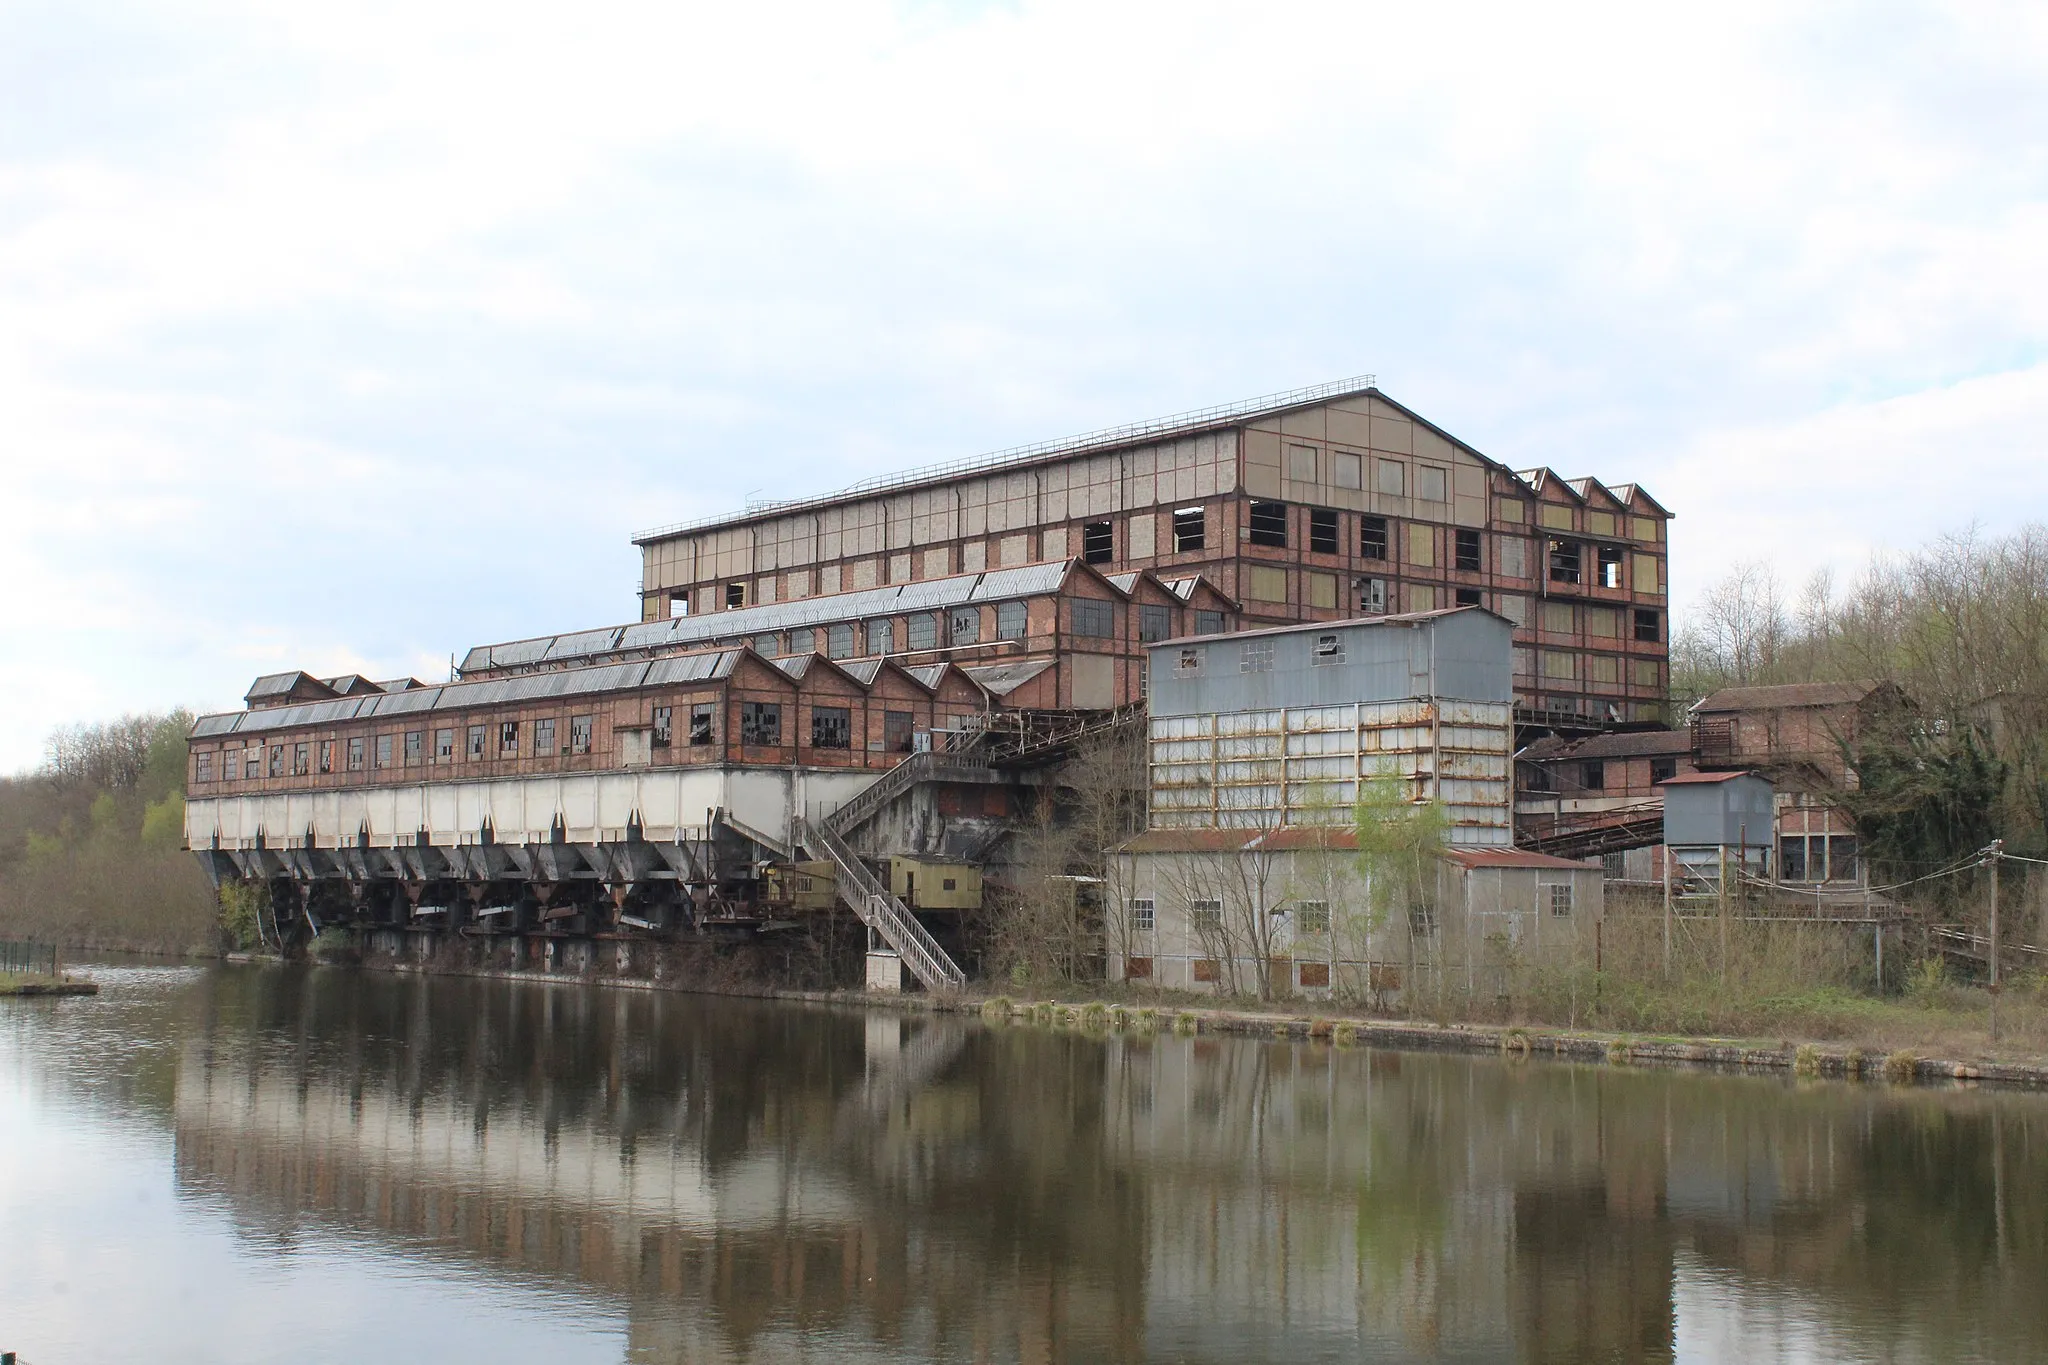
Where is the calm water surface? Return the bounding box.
[2,963,2045,1363]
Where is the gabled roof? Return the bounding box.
[1516,468,1587,504]
[1567,477,1628,510]
[1693,681,1888,714]
[1658,770,1764,786]
[1606,483,1674,519]
[964,659,1056,697]
[244,671,338,708]
[632,375,1389,545]
[321,674,386,697]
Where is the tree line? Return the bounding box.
[0,711,215,954]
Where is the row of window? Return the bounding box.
[715,600,1228,661]
[1513,648,1665,689]
[1125,887,1574,935]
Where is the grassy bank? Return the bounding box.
[0,970,100,997]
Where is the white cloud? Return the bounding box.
[2,0,2046,769]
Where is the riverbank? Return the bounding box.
[332,952,2048,1090]
[0,971,99,997]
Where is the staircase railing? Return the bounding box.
[804,816,966,992]
[826,745,990,840]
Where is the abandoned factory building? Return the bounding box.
[184,376,1668,991]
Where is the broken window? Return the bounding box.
[375,735,393,769]
[1239,639,1274,673]
[1455,528,1482,572]
[1082,521,1114,564]
[1455,588,1482,607]
[810,706,851,749]
[1359,516,1388,560]
[723,582,747,609]
[245,749,260,779]
[404,730,422,766]
[1417,466,1448,502]
[1172,507,1206,552]
[466,726,485,759]
[1358,577,1388,614]
[1296,901,1331,934]
[1598,543,1624,588]
[1583,760,1605,791]
[907,614,938,650]
[740,702,782,746]
[1248,501,1288,548]
[533,718,556,755]
[996,601,1027,640]
[652,706,673,746]
[949,608,981,644]
[1139,604,1172,643]
[1634,608,1660,643]
[569,715,592,755]
[319,740,334,774]
[196,752,214,783]
[348,737,366,771]
[1650,757,1677,784]
[1194,610,1225,635]
[826,623,854,658]
[1548,538,1582,584]
[268,745,284,777]
[1309,507,1339,554]
[884,710,914,752]
[1312,633,1344,665]
[498,722,518,757]
[1070,599,1113,638]
[292,742,309,776]
[435,728,453,761]
[867,619,895,654]
[689,704,714,746]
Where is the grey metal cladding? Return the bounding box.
[1663,775,1776,848]
[190,713,245,737]
[543,626,625,662]
[245,671,303,695]
[1146,612,1513,717]
[361,687,445,717]
[456,646,494,674]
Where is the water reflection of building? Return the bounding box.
[172,974,1144,1363]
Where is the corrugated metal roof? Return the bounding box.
[460,560,1089,676]
[190,713,245,738]
[1444,848,1598,870]
[904,664,948,690]
[361,687,444,717]
[245,671,308,697]
[841,660,885,685]
[1105,572,1139,593]
[643,651,736,686]
[1658,770,1760,786]
[1156,604,1502,648]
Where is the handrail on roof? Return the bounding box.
[631,374,1379,544]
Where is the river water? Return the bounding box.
[2,964,2045,1364]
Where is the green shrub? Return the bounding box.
[1883,1051,1920,1084]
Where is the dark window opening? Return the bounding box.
[1312,633,1344,665]
[497,722,518,757]
[347,737,365,772]
[1248,501,1288,548]
[1583,760,1605,791]
[1455,588,1482,607]
[1308,507,1339,554]
[292,743,309,776]
[884,710,915,752]
[1360,515,1388,560]
[533,718,556,755]
[996,601,1026,640]
[724,582,746,609]
[811,706,851,749]
[1071,598,1113,638]
[740,702,783,747]
[949,608,980,644]
[1598,544,1624,588]
[1633,608,1661,643]
[1358,578,1388,614]
[689,704,714,746]
[1455,528,1482,572]
[1650,756,1677,783]
[1548,538,1582,584]
[196,752,214,783]
[268,745,284,778]
[1194,609,1225,635]
[652,707,673,747]
[1780,836,1807,881]
[434,729,453,760]
[569,716,592,755]
[1082,521,1114,564]
[466,726,485,759]
[1173,507,1206,552]
[1139,604,1172,643]
[1522,764,1554,792]
[404,730,423,766]
[319,740,334,774]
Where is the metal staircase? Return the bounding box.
[804,816,966,992]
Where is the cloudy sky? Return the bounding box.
[3,0,2044,770]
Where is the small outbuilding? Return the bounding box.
[889,856,982,910]
[1657,770,1775,880]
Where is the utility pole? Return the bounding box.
[1989,839,2004,1043]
